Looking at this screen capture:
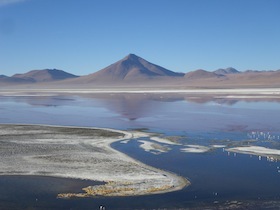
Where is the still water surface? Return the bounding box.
[0,93,280,209]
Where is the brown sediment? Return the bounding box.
[58,178,189,198]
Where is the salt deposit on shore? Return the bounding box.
[0,88,280,97]
[138,140,170,154]
[181,145,211,153]
[211,145,227,148]
[226,146,280,159]
[150,136,180,145]
[0,124,188,197]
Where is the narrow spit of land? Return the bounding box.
[0,124,188,198]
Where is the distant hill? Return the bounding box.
[12,69,78,82]
[245,69,280,73]
[184,69,222,79]
[0,76,34,84]
[214,67,240,75]
[1,54,280,88]
[223,70,280,87]
[72,54,184,84]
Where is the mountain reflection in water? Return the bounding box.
[0,93,280,209]
[1,93,280,132]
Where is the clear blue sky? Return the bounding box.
[0,0,280,76]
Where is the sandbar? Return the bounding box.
[138,140,170,154]
[226,146,280,159]
[181,145,211,153]
[0,124,189,198]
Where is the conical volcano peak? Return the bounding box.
[81,54,184,83]
[123,53,141,61]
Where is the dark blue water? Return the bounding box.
[113,136,280,200]
[0,94,280,209]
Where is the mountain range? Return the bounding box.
[1,54,280,88]
[0,69,77,84]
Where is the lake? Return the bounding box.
[0,93,280,209]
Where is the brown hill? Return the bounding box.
[1,54,280,88]
[0,76,34,84]
[71,54,184,84]
[222,70,280,87]
[12,69,78,82]
[184,69,223,79]
[180,70,280,88]
[214,67,240,75]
